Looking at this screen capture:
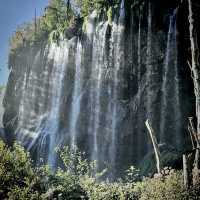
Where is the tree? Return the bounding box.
[188,0,200,185]
[145,120,161,175]
[41,0,73,32]
[75,0,120,17]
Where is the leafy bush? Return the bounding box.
[0,140,40,199]
[0,140,91,199]
[1,139,199,200]
[135,171,187,200]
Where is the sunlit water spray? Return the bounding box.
[89,21,108,165]
[45,41,69,169]
[69,39,82,150]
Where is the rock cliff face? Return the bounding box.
[3,0,195,178]
[0,87,5,127]
[0,86,5,140]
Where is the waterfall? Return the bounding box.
[174,43,181,148]
[135,14,144,160]
[13,1,126,176]
[17,50,43,144]
[32,40,70,169]
[69,39,82,149]
[46,41,69,168]
[109,0,125,176]
[16,43,51,147]
[137,16,142,83]
[17,72,27,130]
[6,0,189,179]
[89,21,108,165]
[85,0,125,173]
[143,2,154,154]
[146,2,153,122]
[160,10,181,147]
[85,10,97,42]
[172,11,181,148]
[160,13,174,142]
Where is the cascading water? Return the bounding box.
[137,16,142,83]
[135,13,145,160]
[173,17,181,149]
[69,39,82,150]
[89,21,108,165]
[18,40,71,168]
[38,41,70,168]
[46,41,69,168]
[5,0,191,179]
[146,2,153,124]
[17,49,48,145]
[109,0,125,175]
[160,10,181,147]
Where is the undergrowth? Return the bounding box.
[0,139,199,200]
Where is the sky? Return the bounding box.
[0,0,49,85]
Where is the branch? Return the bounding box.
[188,124,195,149]
[189,117,200,148]
[145,119,161,174]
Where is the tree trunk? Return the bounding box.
[145,120,161,174]
[188,0,200,185]
[183,154,189,189]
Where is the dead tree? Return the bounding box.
[183,117,197,189]
[183,154,190,189]
[145,120,161,174]
[188,0,200,185]
[187,123,195,149]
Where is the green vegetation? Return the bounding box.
[0,139,199,200]
[9,0,122,52]
[8,0,151,55]
[42,0,76,43]
[107,7,113,25]
[75,0,120,18]
[10,0,76,52]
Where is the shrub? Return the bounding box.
[0,140,35,199]
[136,171,187,200]
[1,139,198,200]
